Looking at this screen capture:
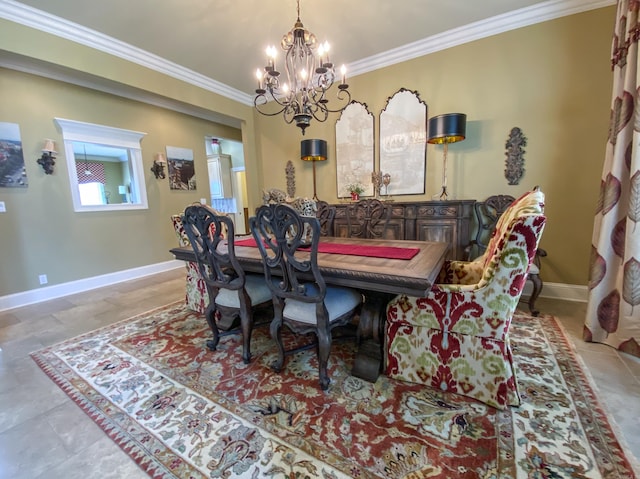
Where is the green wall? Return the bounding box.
[253,7,615,286]
[0,5,615,298]
[0,69,242,295]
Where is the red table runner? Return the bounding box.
[234,237,420,260]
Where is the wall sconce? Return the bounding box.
[301,139,327,200]
[37,139,57,175]
[427,113,467,200]
[150,152,167,179]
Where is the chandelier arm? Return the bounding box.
[311,89,352,114]
[254,95,290,117]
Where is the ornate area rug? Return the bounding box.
[31,302,638,479]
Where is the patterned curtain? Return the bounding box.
[76,162,106,184]
[584,0,640,357]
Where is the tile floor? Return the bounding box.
[0,269,638,478]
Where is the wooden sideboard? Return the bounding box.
[332,199,474,260]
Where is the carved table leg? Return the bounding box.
[351,291,395,382]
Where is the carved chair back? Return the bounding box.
[182,205,245,297]
[345,198,390,239]
[316,200,336,237]
[470,194,515,260]
[250,204,325,305]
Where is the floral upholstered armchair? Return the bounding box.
[385,188,546,409]
[171,209,227,314]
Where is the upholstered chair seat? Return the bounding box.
[282,284,362,324]
[215,275,273,309]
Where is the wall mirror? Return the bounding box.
[335,100,374,197]
[379,88,427,196]
[55,118,148,212]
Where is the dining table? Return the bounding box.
[170,235,448,382]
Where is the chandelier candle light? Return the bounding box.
[254,0,351,135]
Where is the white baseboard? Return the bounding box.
[522,281,588,303]
[0,260,184,312]
[0,264,588,312]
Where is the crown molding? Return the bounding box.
[0,0,616,104]
[348,0,616,77]
[0,0,254,105]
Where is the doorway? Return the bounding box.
[205,137,248,234]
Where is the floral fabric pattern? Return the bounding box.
[171,214,215,314]
[386,190,546,409]
[31,303,637,478]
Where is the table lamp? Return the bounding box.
[427,113,466,200]
[301,139,327,200]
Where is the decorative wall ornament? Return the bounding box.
[505,127,527,185]
[335,100,374,198]
[286,160,296,197]
[379,88,427,195]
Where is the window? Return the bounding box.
[55,118,148,212]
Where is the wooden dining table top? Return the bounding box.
[171,236,449,297]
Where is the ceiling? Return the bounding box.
[3,0,613,104]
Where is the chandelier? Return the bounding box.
[254,0,351,135]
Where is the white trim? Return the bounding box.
[0,0,615,101]
[55,118,149,213]
[0,267,588,312]
[55,118,146,148]
[348,0,615,77]
[0,261,184,312]
[522,281,588,303]
[0,0,252,105]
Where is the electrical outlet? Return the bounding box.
[200,198,207,204]
[39,274,48,285]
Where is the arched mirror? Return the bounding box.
[55,118,148,212]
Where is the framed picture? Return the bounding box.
[0,122,28,187]
[379,88,427,196]
[335,101,374,198]
[166,146,196,190]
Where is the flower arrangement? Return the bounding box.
[346,183,365,195]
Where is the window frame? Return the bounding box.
[55,118,148,212]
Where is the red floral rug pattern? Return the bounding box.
[31,303,638,478]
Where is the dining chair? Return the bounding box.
[466,193,547,316]
[182,204,272,363]
[170,212,211,314]
[250,203,362,390]
[345,198,391,239]
[315,200,336,236]
[386,188,546,409]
